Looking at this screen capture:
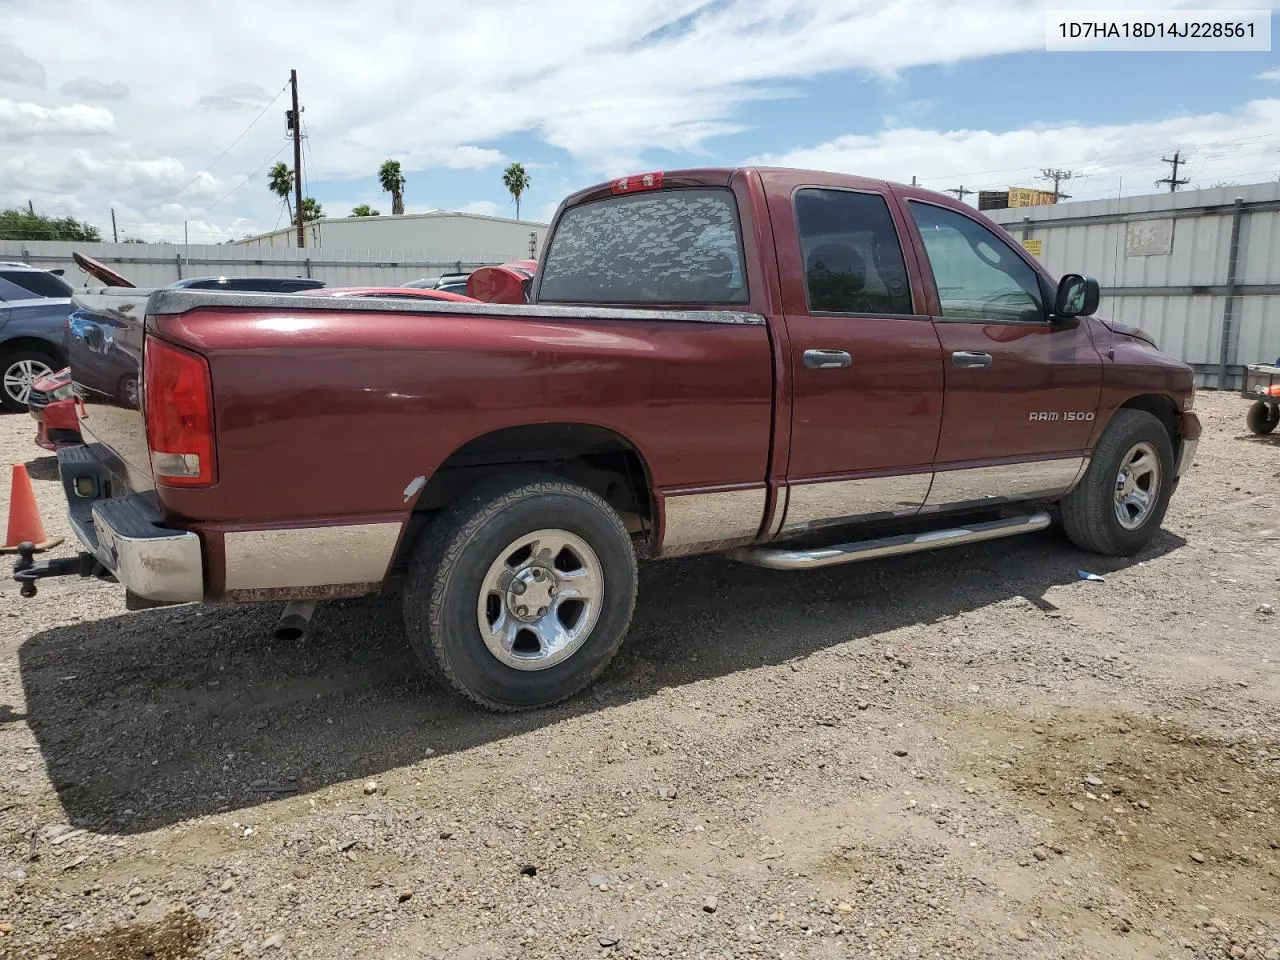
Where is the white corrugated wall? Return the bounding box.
[0,240,518,290]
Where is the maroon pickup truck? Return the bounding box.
[16,166,1200,712]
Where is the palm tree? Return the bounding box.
[296,197,324,224]
[379,160,406,215]
[502,162,531,219]
[350,204,380,217]
[268,162,295,223]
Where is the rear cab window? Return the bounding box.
[0,270,72,299]
[537,188,748,305]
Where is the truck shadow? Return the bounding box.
[18,529,1184,835]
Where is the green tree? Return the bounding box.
[0,208,101,241]
[296,197,324,224]
[378,160,406,215]
[502,162,531,219]
[268,161,295,222]
[350,204,380,217]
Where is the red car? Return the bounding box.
[28,366,81,451]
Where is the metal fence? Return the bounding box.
[0,239,524,290]
[988,180,1280,389]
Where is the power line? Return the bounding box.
[912,132,1280,188]
[189,143,290,221]
[156,80,289,209]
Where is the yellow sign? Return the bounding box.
[1008,186,1056,207]
[1022,238,1043,257]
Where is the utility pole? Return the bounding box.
[1038,168,1074,202]
[27,199,34,215]
[946,185,973,203]
[289,69,305,248]
[1156,150,1189,192]
[110,208,118,243]
[184,221,189,246]
[911,176,918,187]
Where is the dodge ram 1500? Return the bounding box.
[14,166,1200,712]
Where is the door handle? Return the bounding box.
[952,351,993,369]
[803,348,852,370]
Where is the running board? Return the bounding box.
[729,511,1053,570]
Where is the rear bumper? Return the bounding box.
[58,446,204,603]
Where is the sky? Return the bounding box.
[1,0,1278,244]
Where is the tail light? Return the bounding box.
[143,335,216,486]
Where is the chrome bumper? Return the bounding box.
[59,448,204,603]
[1176,438,1198,479]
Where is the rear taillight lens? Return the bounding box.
[144,335,216,486]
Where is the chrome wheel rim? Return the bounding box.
[3,359,53,406]
[476,528,604,671]
[1113,441,1161,530]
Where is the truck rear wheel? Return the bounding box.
[1246,400,1279,435]
[1059,409,1175,557]
[402,475,637,712]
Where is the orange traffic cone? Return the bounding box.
[2,464,63,554]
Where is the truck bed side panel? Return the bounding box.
[153,307,775,527]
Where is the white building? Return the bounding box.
[233,210,548,262]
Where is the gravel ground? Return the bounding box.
[1,391,1277,960]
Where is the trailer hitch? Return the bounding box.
[12,542,105,598]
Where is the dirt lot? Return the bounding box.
[1,391,1277,960]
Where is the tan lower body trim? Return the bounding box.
[924,457,1086,510]
[223,521,403,592]
[781,472,931,535]
[661,487,766,554]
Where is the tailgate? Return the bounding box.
[67,287,156,489]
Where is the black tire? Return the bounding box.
[1059,409,1175,557]
[402,474,637,712]
[1246,400,1279,436]
[0,348,59,413]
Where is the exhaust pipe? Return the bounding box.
[274,601,317,641]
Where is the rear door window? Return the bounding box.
[794,189,914,315]
[538,188,748,305]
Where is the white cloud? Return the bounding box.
[60,77,130,100]
[0,43,45,87]
[458,200,502,217]
[198,82,273,110]
[1260,69,1280,81]
[0,99,115,138]
[750,99,1280,202]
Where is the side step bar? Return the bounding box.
[730,511,1052,571]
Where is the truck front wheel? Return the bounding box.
[1059,409,1175,557]
[402,475,637,712]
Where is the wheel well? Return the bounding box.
[1118,394,1180,448]
[0,336,65,365]
[394,424,655,570]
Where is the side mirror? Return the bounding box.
[1054,274,1100,318]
